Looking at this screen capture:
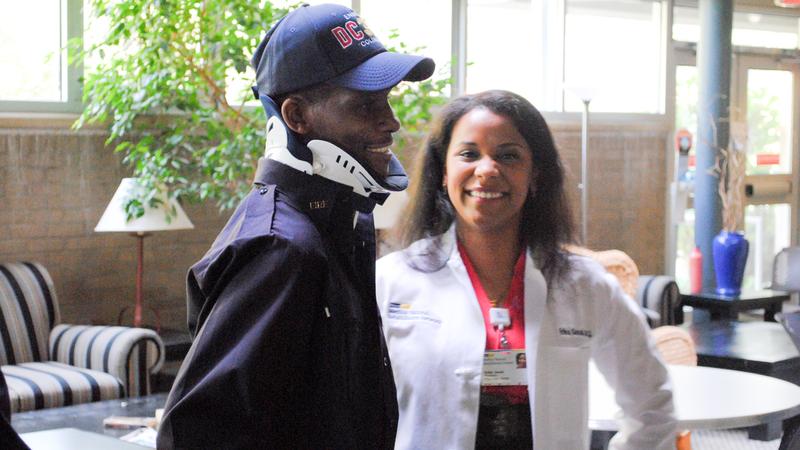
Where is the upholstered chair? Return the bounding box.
[0,262,164,413]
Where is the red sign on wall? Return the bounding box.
[775,0,800,7]
[757,153,781,166]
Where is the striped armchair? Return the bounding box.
[0,262,165,413]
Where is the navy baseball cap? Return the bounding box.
[251,3,435,97]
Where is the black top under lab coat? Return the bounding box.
[157,159,398,449]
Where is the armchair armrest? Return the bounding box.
[48,324,165,397]
[635,275,682,328]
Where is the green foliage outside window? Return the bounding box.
[746,86,782,175]
[73,0,450,219]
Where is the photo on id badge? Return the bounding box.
[482,350,527,386]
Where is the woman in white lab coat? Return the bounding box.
[376,90,676,450]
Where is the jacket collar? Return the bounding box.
[253,157,377,234]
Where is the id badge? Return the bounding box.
[489,307,511,328]
[481,349,528,386]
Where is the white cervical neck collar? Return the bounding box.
[264,116,390,198]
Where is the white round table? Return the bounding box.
[589,363,800,431]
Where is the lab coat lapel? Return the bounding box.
[444,230,486,336]
[523,250,548,440]
[437,226,478,297]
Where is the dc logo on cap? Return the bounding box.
[331,17,375,49]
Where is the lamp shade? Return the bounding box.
[373,190,408,230]
[95,178,194,233]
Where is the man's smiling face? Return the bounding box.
[302,86,400,178]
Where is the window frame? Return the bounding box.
[0,0,83,113]
[454,0,672,116]
[0,0,673,118]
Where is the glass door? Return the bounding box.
[737,55,797,290]
[672,58,698,289]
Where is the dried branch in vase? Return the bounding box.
[709,122,748,233]
[716,146,746,231]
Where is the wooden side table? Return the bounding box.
[680,289,789,322]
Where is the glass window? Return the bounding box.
[673,6,800,49]
[465,0,543,105]
[564,0,665,113]
[672,6,698,43]
[82,2,110,79]
[465,0,667,113]
[675,65,699,139]
[673,65,698,288]
[746,69,794,175]
[743,203,791,290]
[360,0,452,81]
[0,1,64,101]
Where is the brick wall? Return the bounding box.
[549,120,670,275]
[0,122,228,330]
[0,116,669,330]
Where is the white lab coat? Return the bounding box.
[376,230,676,450]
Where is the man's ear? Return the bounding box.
[281,96,312,136]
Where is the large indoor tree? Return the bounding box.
[74,0,449,218]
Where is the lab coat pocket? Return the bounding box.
[534,345,591,450]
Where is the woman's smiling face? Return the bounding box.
[444,108,535,236]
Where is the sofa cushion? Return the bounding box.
[2,362,124,413]
[50,324,164,398]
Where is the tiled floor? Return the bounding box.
[692,429,781,449]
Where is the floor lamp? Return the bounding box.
[95,178,194,330]
[565,86,596,245]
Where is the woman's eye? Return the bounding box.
[457,149,478,159]
[498,152,520,162]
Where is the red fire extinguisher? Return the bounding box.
[689,246,702,294]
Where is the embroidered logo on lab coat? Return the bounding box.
[558,327,593,338]
[387,302,442,325]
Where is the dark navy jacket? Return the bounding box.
[157,159,398,449]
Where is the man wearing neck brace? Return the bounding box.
[156,4,434,449]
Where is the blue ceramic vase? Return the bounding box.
[712,230,749,296]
